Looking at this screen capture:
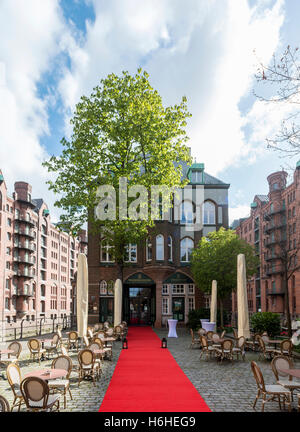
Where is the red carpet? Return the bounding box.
[99,327,211,412]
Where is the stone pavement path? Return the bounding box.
[154,328,300,412]
[0,333,122,412]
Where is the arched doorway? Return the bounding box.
[123,273,156,325]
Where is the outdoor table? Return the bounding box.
[92,349,105,360]
[202,322,216,332]
[279,369,300,379]
[24,368,67,382]
[268,340,282,349]
[103,337,115,347]
[167,319,178,338]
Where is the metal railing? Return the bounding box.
[0,315,77,342]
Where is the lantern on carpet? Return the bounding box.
[122,338,128,349]
[161,337,167,348]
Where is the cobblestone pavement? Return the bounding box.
[154,328,300,412]
[0,333,122,412]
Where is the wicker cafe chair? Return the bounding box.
[0,395,10,412]
[27,339,46,364]
[114,325,124,341]
[0,341,22,366]
[245,333,260,352]
[251,361,291,412]
[274,340,293,358]
[189,329,201,349]
[57,328,68,347]
[215,339,234,362]
[67,331,79,351]
[89,342,104,369]
[44,333,60,359]
[78,349,100,387]
[61,345,80,376]
[271,355,300,401]
[211,333,221,347]
[198,328,207,337]
[87,327,94,340]
[93,337,112,361]
[257,336,276,360]
[6,363,25,411]
[232,336,246,361]
[199,336,215,361]
[20,376,60,412]
[48,355,73,409]
[220,330,226,339]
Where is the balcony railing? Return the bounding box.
[14,227,35,239]
[265,238,286,248]
[14,241,35,252]
[14,215,35,226]
[15,269,34,278]
[266,265,284,276]
[13,255,34,265]
[264,207,286,220]
[267,288,285,296]
[15,193,36,208]
[264,222,286,234]
[17,287,34,296]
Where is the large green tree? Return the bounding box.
[43,69,192,290]
[191,227,259,327]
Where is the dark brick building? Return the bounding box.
[87,161,230,328]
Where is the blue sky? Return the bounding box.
[0,0,299,224]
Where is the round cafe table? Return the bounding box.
[24,368,67,381]
[167,319,178,338]
[0,349,14,360]
[279,369,300,379]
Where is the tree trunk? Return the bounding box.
[283,270,292,338]
[219,299,224,329]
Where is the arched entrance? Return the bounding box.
[123,273,156,325]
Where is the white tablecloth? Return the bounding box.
[168,319,178,338]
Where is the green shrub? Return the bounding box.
[187,308,229,330]
[250,312,281,337]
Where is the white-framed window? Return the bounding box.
[203,201,216,225]
[100,239,114,262]
[204,295,210,309]
[162,284,169,295]
[167,236,173,262]
[107,280,114,295]
[188,298,195,311]
[156,234,164,260]
[180,201,194,224]
[146,237,152,261]
[125,243,137,262]
[100,280,107,295]
[172,284,185,294]
[180,238,194,262]
[162,298,169,315]
[188,284,195,294]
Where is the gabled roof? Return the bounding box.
[255,194,269,203]
[32,198,44,212]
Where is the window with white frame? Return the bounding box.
[125,243,137,262]
[162,284,169,295]
[100,239,114,262]
[162,298,169,315]
[188,298,195,311]
[146,237,152,261]
[180,201,194,224]
[100,280,107,295]
[180,238,194,262]
[188,284,195,294]
[172,284,185,294]
[204,295,210,309]
[167,236,173,262]
[203,201,216,225]
[156,234,164,260]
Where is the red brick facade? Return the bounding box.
[231,163,300,322]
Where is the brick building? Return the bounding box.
[231,161,300,321]
[0,170,87,335]
[88,161,230,328]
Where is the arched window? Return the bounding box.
[167,236,173,262]
[41,284,46,297]
[180,201,194,224]
[100,239,114,262]
[146,237,152,262]
[203,201,216,225]
[100,280,107,295]
[156,235,164,261]
[180,238,194,262]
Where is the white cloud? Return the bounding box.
[0,0,72,220]
[229,205,250,225]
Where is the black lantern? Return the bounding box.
[122,338,128,349]
[161,337,167,348]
